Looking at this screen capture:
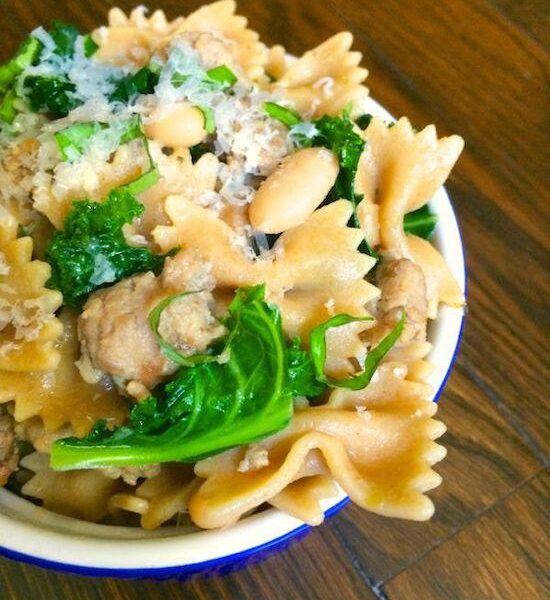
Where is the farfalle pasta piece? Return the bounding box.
[0,137,41,227]
[33,140,150,229]
[153,194,258,287]
[107,464,199,529]
[0,208,62,372]
[269,475,339,525]
[93,6,184,68]
[175,0,268,80]
[408,234,464,318]
[269,32,369,117]
[21,452,121,522]
[188,363,446,528]
[0,310,128,436]
[356,117,464,259]
[265,45,295,81]
[268,201,378,375]
[153,198,378,374]
[132,144,220,237]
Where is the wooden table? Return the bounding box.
[0,1,548,598]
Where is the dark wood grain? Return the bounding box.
[0,1,548,599]
[385,471,550,600]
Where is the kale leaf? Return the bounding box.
[54,115,143,161]
[50,285,315,469]
[48,20,79,57]
[49,287,406,471]
[304,114,379,259]
[46,188,165,309]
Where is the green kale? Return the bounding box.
[48,20,79,57]
[0,88,18,124]
[306,114,380,259]
[46,188,165,309]
[54,121,103,160]
[50,285,316,469]
[203,64,238,87]
[0,22,98,123]
[109,64,161,104]
[308,114,365,205]
[24,75,79,118]
[403,205,438,239]
[17,22,90,118]
[355,113,373,130]
[83,34,99,58]
[287,338,326,398]
[171,64,238,90]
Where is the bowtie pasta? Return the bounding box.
[0,1,464,528]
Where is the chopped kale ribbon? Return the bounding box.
[50,286,405,471]
[54,115,143,161]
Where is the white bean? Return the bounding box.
[144,102,207,147]
[249,147,339,233]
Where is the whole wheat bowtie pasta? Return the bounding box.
[94,1,267,80]
[0,310,128,436]
[356,117,465,315]
[266,32,369,118]
[0,208,62,372]
[20,452,122,522]
[92,6,185,68]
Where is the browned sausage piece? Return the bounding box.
[372,258,428,346]
[78,250,226,390]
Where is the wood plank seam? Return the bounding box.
[461,362,549,468]
[330,522,389,600]
[376,468,544,590]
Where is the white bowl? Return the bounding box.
[0,97,466,579]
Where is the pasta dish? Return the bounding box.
[0,2,464,531]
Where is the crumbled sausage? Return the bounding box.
[371,258,428,345]
[77,250,226,389]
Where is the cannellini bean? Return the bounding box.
[144,102,207,147]
[249,147,339,233]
